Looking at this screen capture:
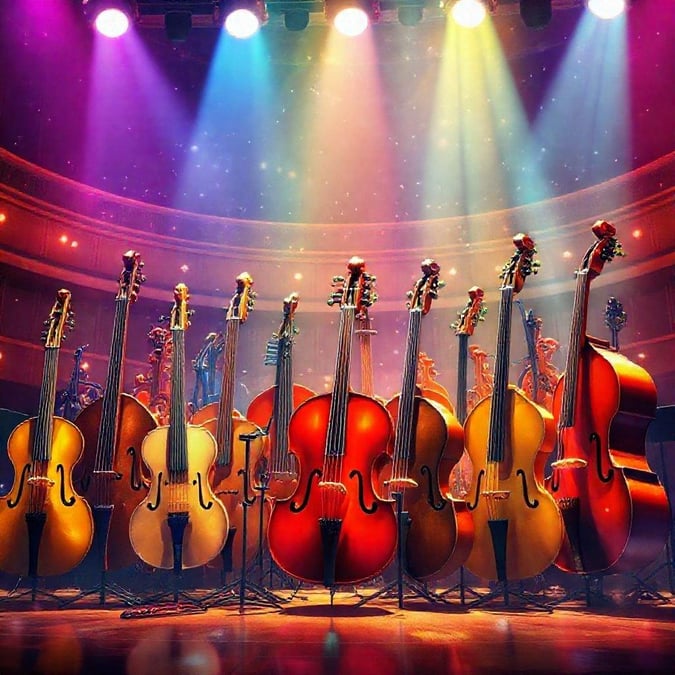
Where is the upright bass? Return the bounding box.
[464,235,563,582]
[0,290,93,578]
[546,221,670,574]
[129,284,228,571]
[267,257,397,587]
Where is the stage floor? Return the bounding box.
[0,584,674,675]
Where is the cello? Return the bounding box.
[129,284,228,570]
[0,289,94,578]
[246,294,315,502]
[382,259,470,580]
[546,221,670,574]
[73,251,157,574]
[417,353,454,414]
[464,234,563,582]
[448,287,487,500]
[267,257,397,587]
[192,273,269,571]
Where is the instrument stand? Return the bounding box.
[60,505,140,608]
[468,519,552,612]
[202,431,283,612]
[355,492,447,609]
[547,573,614,608]
[437,566,483,606]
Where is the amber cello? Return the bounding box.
[129,284,228,573]
[546,221,670,574]
[267,257,397,587]
[464,235,563,584]
[192,273,269,571]
[382,260,470,580]
[246,294,315,502]
[0,290,93,582]
[73,252,157,581]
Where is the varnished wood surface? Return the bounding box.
[0,586,674,674]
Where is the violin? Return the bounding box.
[246,294,315,502]
[0,289,94,577]
[381,259,470,580]
[448,286,487,500]
[464,235,563,582]
[546,221,670,574]
[73,251,157,572]
[267,257,397,587]
[129,284,228,570]
[191,273,269,571]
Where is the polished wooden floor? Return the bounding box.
[1,570,674,675]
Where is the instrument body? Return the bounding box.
[546,221,669,574]
[464,235,563,581]
[268,258,397,586]
[129,284,228,570]
[73,251,157,571]
[0,289,93,577]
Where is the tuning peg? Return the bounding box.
[332,275,345,285]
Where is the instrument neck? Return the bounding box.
[325,305,356,459]
[215,317,241,467]
[35,347,60,462]
[519,303,540,402]
[487,284,514,464]
[356,316,376,398]
[393,308,423,470]
[168,328,188,482]
[272,335,294,473]
[560,270,591,430]
[94,295,131,473]
[456,333,469,426]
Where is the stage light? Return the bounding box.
[165,10,192,42]
[448,0,487,29]
[218,0,268,39]
[520,0,552,29]
[325,1,380,37]
[284,9,310,30]
[397,3,424,26]
[587,0,626,19]
[82,1,134,38]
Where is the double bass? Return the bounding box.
[129,284,228,571]
[246,294,315,502]
[0,289,94,578]
[267,257,397,587]
[464,235,563,582]
[382,260,470,580]
[546,221,670,574]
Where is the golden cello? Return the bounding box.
[0,290,93,578]
[129,284,228,571]
[464,235,563,583]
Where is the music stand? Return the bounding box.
[201,431,283,612]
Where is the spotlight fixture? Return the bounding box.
[446,0,488,29]
[165,10,192,41]
[587,0,627,19]
[217,0,268,39]
[82,0,135,38]
[520,0,552,29]
[325,0,380,37]
[397,1,425,27]
[284,8,311,30]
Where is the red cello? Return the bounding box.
[246,294,315,502]
[546,221,670,574]
[267,257,397,587]
[382,260,470,580]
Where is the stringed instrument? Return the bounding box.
[192,273,269,571]
[246,294,315,502]
[0,289,94,577]
[604,296,627,351]
[546,221,670,574]
[448,286,487,500]
[466,345,493,410]
[73,251,158,572]
[464,235,563,582]
[354,307,381,400]
[267,257,397,587]
[381,259,470,580]
[133,326,172,425]
[129,284,228,570]
[416,353,454,414]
